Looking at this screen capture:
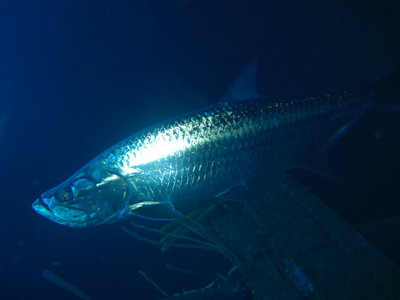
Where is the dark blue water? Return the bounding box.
[1,1,399,299]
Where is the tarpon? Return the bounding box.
[32,61,394,227]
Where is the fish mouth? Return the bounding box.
[39,196,52,212]
[32,197,55,218]
[32,197,89,227]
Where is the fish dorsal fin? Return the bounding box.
[221,59,264,103]
[129,199,182,220]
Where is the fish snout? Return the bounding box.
[32,196,52,216]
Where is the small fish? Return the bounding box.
[32,61,396,227]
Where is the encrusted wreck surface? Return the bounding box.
[137,174,400,300]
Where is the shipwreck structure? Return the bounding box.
[124,174,400,300]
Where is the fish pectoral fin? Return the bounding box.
[216,181,251,202]
[129,200,182,220]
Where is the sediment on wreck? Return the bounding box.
[133,173,400,300]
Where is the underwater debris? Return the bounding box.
[160,266,252,300]
[159,202,218,252]
[42,269,91,300]
[121,220,224,255]
[124,174,400,300]
[139,270,169,298]
[121,199,239,266]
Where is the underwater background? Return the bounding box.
[1,0,400,299]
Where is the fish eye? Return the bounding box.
[57,187,74,202]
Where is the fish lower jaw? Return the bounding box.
[32,198,88,227]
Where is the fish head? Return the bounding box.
[32,168,130,227]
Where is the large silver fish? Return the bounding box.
[32,62,382,227]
